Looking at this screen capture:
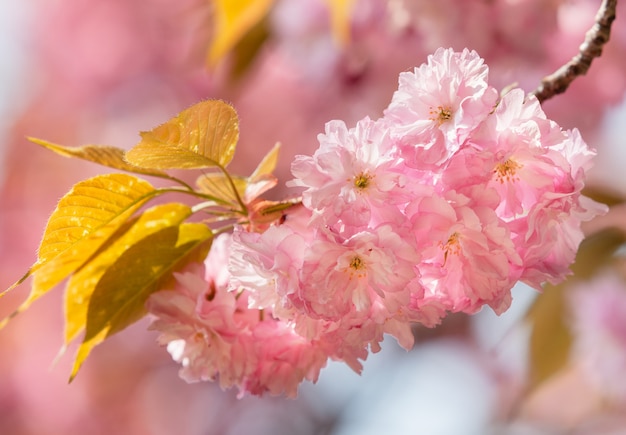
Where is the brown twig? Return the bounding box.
[530,0,617,103]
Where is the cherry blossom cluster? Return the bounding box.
[146,48,606,397]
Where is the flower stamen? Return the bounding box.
[347,255,367,279]
[353,172,373,190]
[349,256,365,270]
[440,232,461,266]
[429,105,453,125]
[494,158,523,183]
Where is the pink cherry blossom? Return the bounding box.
[437,88,606,289]
[147,261,247,387]
[146,47,606,398]
[384,47,499,168]
[509,194,599,289]
[304,310,413,374]
[229,223,308,321]
[147,236,252,387]
[242,320,328,398]
[289,117,408,228]
[148,234,327,398]
[407,189,522,315]
[442,90,561,214]
[299,224,420,321]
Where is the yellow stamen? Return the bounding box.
[349,256,365,270]
[353,172,372,190]
[347,255,367,279]
[494,158,523,183]
[429,105,452,125]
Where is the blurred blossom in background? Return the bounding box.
[1,0,626,434]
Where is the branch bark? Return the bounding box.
[530,0,617,103]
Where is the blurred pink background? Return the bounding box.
[1,1,626,434]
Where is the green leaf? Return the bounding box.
[69,221,212,381]
[63,203,194,345]
[125,100,239,169]
[0,174,158,329]
[27,138,169,178]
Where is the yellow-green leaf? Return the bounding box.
[526,227,626,390]
[125,100,239,169]
[0,174,157,329]
[69,222,212,381]
[526,284,572,390]
[250,142,280,182]
[208,0,274,66]
[228,12,270,80]
[196,172,247,206]
[581,187,624,208]
[27,138,169,178]
[194,142,280,206]
[569,227,626,279]
[64,203,193,345]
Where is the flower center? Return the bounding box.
[429,105,452,125]
[349,255,365,270]
[345,254,368,280]
[353,172,372,190]
[493,158,522,183]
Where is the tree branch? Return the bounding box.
[530,0,617,103]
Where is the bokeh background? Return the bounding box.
[1,1,626,434]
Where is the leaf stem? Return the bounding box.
[161,175,196,192]
[213,225,236,237]
[215,164,248,215]
[156,186,236,208]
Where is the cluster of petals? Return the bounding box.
[147,234,328,398]
[147,48,606,397]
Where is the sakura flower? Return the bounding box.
[148,234,326,398]
[243,320,328,398]
[405,292,449,328]
[289,117,407,228]
[477,103,608,286]
[147,260,249,388]
[470,89,570,219]
[440,90,568,219]
[509,194,600,289]
[384,47,498,168]
[146,47,607,398]
[302,310,405,375]
[407,190,522,315]
[299,224,420,321]
[229,223,308,320]
[556,128,606,202]
[147,235,258,387]
[435,89,606,289]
